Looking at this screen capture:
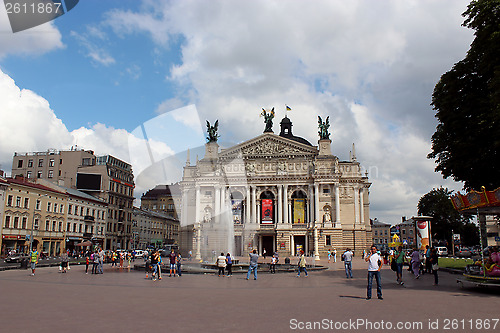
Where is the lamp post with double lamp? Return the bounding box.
[29,194,47,254]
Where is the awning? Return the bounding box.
[75,240,92,247]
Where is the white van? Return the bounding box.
[436,247,448,256]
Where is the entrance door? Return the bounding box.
[262,235,274,257]
[294,235,306,256]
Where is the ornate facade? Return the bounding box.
[180,116,372,259]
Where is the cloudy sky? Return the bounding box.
[0,0,474,224]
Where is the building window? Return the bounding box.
[60,204,64,214]
[52,221,56,231]
[68,204,72,215]
[323,188,330,193]
[16,196,21,207]
[374,230,378,236]
[45,221,50,231]
[73,223,77,232]
[4,216,10,228]
[13,217,19,228]
[49,159,55,167]
[67,223,70,232]
[28,159,33,167]
[38,159,43,167]
[59,222,62,231]
[35,199,41,210]
[7,195,13,207]
[79,224,82,233]
[27,171,32,178]
[48,170,54,178]
[22,217,27,229]
[47,202,51,212]
[34,219,39,230]
[54,203,58,213]
[18,159,23,168]
[37,171,42,178]
[24,198,29,209]
[326,235,331,246]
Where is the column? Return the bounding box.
[257,201,261,224]
[252,186,257,224]
[290,234,295,256]
[354,186,360,224]
[195,222,201,260]
[308,185,314,224]
[314,226,320,260]
[246,186,251,224]
[288,202,292,224]
[181,188,188,226]
[314,184,320,224]
[278,185,283,223]
[284,185,288,224]
[335,184,341,226]
[359,187,365,224]
[215,186,221,224]
[195,185,200,224]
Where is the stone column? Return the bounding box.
[195,185,201,224]
[252,186,257,224]
[359,187,365,224]
[246,186,251,224]
[284,185,288,224]
[215,186,221,223]
[290,234,295,256]
[195,222,201,261]
[335,184,341,227]
[354,186,360,224]
[309,185,314,224]
[278,185,283,223]
[257,201,261,224]
[181,188,188,226]
[314,184,320,224]
[314,226,320,261]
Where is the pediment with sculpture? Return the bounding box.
[219,133,318,159]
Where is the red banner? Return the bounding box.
[261,199,273,224]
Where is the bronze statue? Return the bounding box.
[206,120,219,143]
[261,107,275,133]
[318,116,330,140]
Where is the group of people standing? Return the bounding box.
[216,252,233,277]
[145,250,182,281]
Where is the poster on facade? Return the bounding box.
[415,220,430,250]
[232,199,242,224]
[261,199,273,224]
[293,199,305,224]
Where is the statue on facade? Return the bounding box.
[261,107,275,133]
[318,116,330,140]
[206,120,219,143]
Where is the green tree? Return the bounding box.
[417,188,478,246]
[429,0,500,191]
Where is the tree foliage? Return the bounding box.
[429,0,500,191]
[417,187,478,246]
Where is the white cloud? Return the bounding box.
[70,29,115,66]
[0,4,64,59]
[0,69,175,195]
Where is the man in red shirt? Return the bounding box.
[169,250,177,277]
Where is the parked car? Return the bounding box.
[4,253,29,263]
[456,247,472,257]
[133,250,145,258]
[436,247,448,256]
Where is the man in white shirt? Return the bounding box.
[365,245,383,300]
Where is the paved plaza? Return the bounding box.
[1,257,499,333]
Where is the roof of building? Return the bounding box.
[278,116,313,146]
[371,219,391,227]
[141,183,181,199]
[62,186,108,205]
[6,176,66,194]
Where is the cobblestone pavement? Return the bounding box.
[1,257,499,333]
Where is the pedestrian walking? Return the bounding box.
[297,250,308,277]
[169,250,177,277]
[430,248,439,285]
[217,252,226,277]
[411,248,421,279]
[150,250,158,281]
[92,251,99,274]
[176,252,182,277]
[270,254,277,274]
[246,249,259,280]
[263,248,267,259]
[327,249,332,263]
[60,251,69,273]
[343,248,353,278]
[225,253,232,277]
[30,247,38,276]
[333,248,337,263]
[85,253,90,274]
[156,251,162,280]
[98,248,104,274]
[394,246,405,285]
[425,245,432,274]
[365,245,383,300]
